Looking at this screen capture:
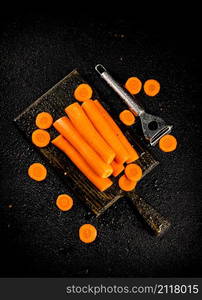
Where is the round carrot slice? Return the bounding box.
[74,84,93,102]
[125,77,142,94]
[125,163,142,181]
[119,110,135,126]
[79,224,97,244]
[144,79,160,96]
[159,134,177,152]
[32,129,50,147]
[118,174,137,191]
[56,194,73,211]
[35,112,53,129]
[28,163,47,181]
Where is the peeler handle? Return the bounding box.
[128,193,171,236]
[95,64,145,116]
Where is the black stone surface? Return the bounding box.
[0,12,202,277]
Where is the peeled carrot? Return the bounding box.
[94,100,139,163]
[119,110,135,126]
[35,112,53,129]
[65,103,115,164]
[125,77,142,95]
[118,174,137,191]
[74,83,93,102]
[52,135,113,191]
[32,129,50,147]
[79,224,97,243]
[111,161,124,177]
[125,163,142,181]
[28,163,47,181]
[82,100,129,164]
[53,117,113,178]
[56,194,73,211]
[144,79,160,96]
[159,134,177,152]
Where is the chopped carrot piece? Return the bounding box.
[56,194,73,211]
[35,112,53,129]
[52,135,113,191]
[144,79,160,96]
[111,161,124,177]
[125,163,142,181]
[74,83,93,102]
[118,174,137,191]
[32,129,50,147]
[125,77,142,94]
[159,134,177,152]
[28,163,47,181]
[119,110,135,126]
[79,224,97,243]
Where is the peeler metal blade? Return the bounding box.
[95,64,173,146]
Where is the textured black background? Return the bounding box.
[0,10,202,277]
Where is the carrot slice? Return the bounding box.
[79,224,97,243]
[32,129,50,147]
[111,161,124,177]
[125,77,142,94]
[56,194,73,211]
[159,134,177,152]
[119,110,135,126]
[125,163,142,181]
[53,117,113,178]
[52,135,113,191]
[82,100,129,164]
[35,112,53,129]
[144,79,160,96]
[74,83,93,102]
[28,163,47,181]
[118,174,137,191]
[94,100,139,163]
[65,103,115,164]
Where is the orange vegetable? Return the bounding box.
[159,134,177,152]
[28,163,47,181]
[82,100,129,164]
[125,163,142,181]
[65,103,115,164]
[79,224,97,243]
[32,129,50,147]
[118,174,137,191]
[144,79,160,96]
[35,112,53,129]
[94,100,139,163]
[125,77,142,94]
[56,194,73,211]
[74,83,93,102]
[119,110,135,126]
[53,117,113,178]
[111,161,124,177]
[52,135,113,191]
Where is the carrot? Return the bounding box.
[111,161,124,177]
[119,109,135,126]
[159,134,177,152]
[94,100,139,163]
[35,112,53,129]
[56,194,73,211]
[74,83,93,102]
[65,103,115,164]
[144,79,160,96]
[52,135,113,191]
[28,163,47,181]
[32,129,50,147]
[125,163,142,181]
[125,77,142,94]
[53,117,113,178]
[118,174,137,191]
[82,100,129,164]
[79,224,97,243]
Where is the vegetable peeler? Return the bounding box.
[95,64,173,146]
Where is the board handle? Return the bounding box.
[128,193,171,236]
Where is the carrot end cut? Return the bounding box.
[74,84,93,102]
[119,110,135,126]
[118,174,137,191]
[125,163,142,181]
[79,224,97,243]
[32,129,50,147]
[159,134,177,152]
[28,163,47,181]
[111,161,124,177]
[56,194,73,211]
[35,112,53,129]
[144,79,160,96]
[125,77,142,95]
